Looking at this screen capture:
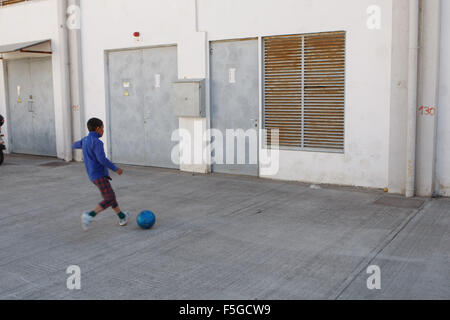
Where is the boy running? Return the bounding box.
[73,118,130,231]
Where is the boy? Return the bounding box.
[73,118,130,231]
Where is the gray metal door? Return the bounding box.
[6,57,56,156]
[210,39,259,176]
[142,46,178,169]
[108,49,146,166]
[108,46,178,168]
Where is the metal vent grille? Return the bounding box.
[264,31,345,151]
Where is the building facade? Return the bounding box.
[0,0,448,197]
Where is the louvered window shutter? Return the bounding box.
[1,0,28,6]
[264,31,345,152]
[264,35,303,148]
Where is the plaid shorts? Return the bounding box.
[93,176,118,210]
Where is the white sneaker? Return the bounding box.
[81,212,94,231]
[119,211,130,226]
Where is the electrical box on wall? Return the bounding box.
[173,79,206,117]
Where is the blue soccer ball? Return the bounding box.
[137,210,156,229]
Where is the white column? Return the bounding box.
[53,0,72,161]
[68,0,84,161]
[415,0,441,197]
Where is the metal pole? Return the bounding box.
[405,0,420,197]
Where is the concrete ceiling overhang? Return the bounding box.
[0,39,52,60]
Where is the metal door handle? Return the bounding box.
[28,95,34,113]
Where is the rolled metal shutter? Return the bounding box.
[264,31,345,151]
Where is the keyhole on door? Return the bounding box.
[28,95,34,113]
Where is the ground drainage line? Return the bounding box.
[331,200,430,300]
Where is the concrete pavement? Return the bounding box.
[0,154,448,299]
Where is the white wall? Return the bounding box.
[78,0,394,189]
[0,0,70,160]
[1,0,398,191]
[199,0,393,188]
[436,0,450,196]
[79,0,205,148]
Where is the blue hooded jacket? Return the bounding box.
[72,131,118,182]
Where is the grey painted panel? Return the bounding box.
[108,49,146,166]
[6,58,56,156]
[29,58,57,156]
[210,40,259,176]
[173,79,206,117]
[142,46,178,169]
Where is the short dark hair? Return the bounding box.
[87,118,103,132]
